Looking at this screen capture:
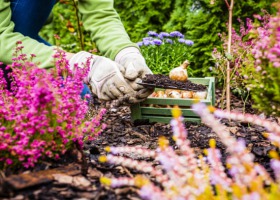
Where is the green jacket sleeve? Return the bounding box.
[78,0,139,60]
[0,0,56,68]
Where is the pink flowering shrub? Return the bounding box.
[99,104,280,199]
[213,4,280,115]
[0,43,106,169]
[248,4,280,115]
[212,17,257,99]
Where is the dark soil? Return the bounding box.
[141,74,207,91]
[0,88,279,200]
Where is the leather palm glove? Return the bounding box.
[69,51,136,101]
[115,47,154,101]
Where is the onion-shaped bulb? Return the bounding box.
[169,60,189,82]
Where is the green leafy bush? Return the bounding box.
[164,0,277,76]
[114,0,176,42]
[40,0,95,53]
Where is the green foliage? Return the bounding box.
[163,0,277,76]
[40,1,95,53]
[114,0,176,42]
[40,0,277,80]
[248,66,280,115]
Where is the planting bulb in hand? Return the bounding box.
[169,60,189,82]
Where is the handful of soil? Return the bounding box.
[141,74,207,91]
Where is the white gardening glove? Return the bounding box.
[115,47,154,101]
[69,51,136,101]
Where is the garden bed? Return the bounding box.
[0,89,278,200]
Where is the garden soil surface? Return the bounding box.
[141,74,207,91]
[0,87,279,200]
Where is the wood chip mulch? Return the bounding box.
[0,89,279,200]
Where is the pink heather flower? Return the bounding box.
[270,159,280,182]
[242,192,261,200]
[0,44,106,169]
[6,158,13,165]
[84,94,91,99]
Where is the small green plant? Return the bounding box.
[138,31,194,75]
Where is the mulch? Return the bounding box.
[0,88,278,200]
[141,74,207,91]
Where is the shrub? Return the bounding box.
[114,0,176,41]
[164,0,277,77]
[248,4,280,116]
[212,3,280,115]
[138,31,194,75]
[40,0,95,53]
[0,43,106,169]
[211,17,258,107]
[99,104,280,199]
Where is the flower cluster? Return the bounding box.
[248,5,280,115]
[137,31,193,47]
[137,31,194,75]
[211,16,258,102]
[252,11,280,68]
[99,104,280,199]
[0,43,106,169]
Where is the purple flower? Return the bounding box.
[178,38,186,43]
[185,40,194,46]
[147,31,158,37]
[137,41,144,47]
[143,37,153,41]
[149,40,155,45]
[165,39,173,44]
[143,40,151,46]
[153,39,162,46]
[158,32,170,39]
[170,31,184,38]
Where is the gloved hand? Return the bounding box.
[69,51,136,101]
[115,47,154,101]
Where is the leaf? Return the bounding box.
[225,53,233,61]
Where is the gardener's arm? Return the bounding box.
[78,0,153,99]
[0,0,56,68]
[78,0,139,60]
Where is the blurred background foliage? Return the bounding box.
[40,0,277,76]
[39,0,279,115]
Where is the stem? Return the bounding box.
[242,90,250,114]
[226,0,234,112]
[224,0,230,9]
[72,0,84,50]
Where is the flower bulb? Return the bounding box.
[169,60,189,82]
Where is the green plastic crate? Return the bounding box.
[130,77,215,123]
